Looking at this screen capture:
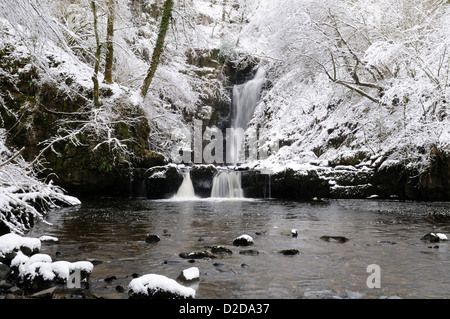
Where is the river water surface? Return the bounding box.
[26,198,450,299]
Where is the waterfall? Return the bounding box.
[210,67,265,199]
[211,171,244,198]
[229,67,266,165]
[173,171,196,199]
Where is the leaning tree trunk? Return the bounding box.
[141,0,173,98]
[104,0,115,84]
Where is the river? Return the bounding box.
[26,198,450,299]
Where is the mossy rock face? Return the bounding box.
[190,165,218,198]
[270,169,330,200]
[145,166,183,199]
[419,148,450,201]
[0,47,166,197]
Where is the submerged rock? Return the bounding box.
[239,249,260,256]
[320,236,349,243]
[210,246,233,255]
[279,249,299,256]
[145,234,161,244]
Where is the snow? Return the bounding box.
[129,274,196,299]
[235,234,254,243]
[182,267,200,281]
[434,233,448,241]
[0,233,41,258]
[39,236,59,242]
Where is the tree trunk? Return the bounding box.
[91,0,101,106]
[152,0,160,19]
[141,0,173,98]
[104,0,115,84]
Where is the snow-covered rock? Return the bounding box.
[421,233,448,243]
[128,274,196,299]
[10,251,93,290]
[233,234,254,246]
[177,267,200,283]
[0,233,41,259]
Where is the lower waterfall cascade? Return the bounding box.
[210,171,244,198]
[172,171,196,199]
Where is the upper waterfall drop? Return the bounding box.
[229,67,266,165]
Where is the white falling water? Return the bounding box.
[211,171,244,198]
[229,67,266,165]
[173,171,196,199]
[211,67,265,199]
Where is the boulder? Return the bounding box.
[233,235,254,246]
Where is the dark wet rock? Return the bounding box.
[0,264,11,280]
[145,234,161,244]
[131,273,140,278]
[239,250,260,256]
[162,230,171,237]
[241,263,250,268]
[421,233,448,243]
[280,249,299,256]
[213,262,225,267]
[8,286,23,296]
[116,285,125,293]
[179,251,207,259]
[197,237,205,242]
[233,235,254,247]
[211,246,233,255]
[104,275,117,283]
[428,245,439,249]
[0,281,13,291]
[320,236,349,243]
[291,229,298,237]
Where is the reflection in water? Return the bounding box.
[26,199,450,299]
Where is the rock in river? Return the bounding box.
[233,235,254,246]
[128,274,195,299]
[421,233,448,243]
